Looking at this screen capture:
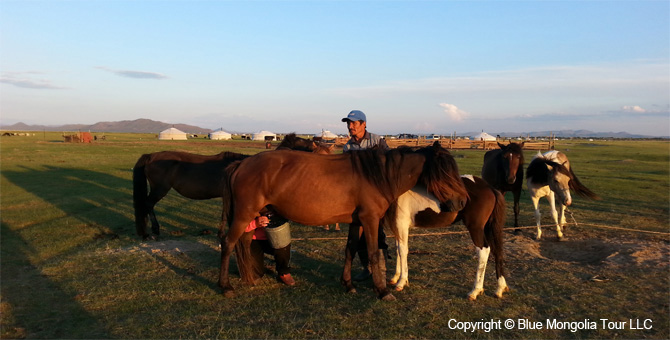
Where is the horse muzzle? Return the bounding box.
[506,176,516,185]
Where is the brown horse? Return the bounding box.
[481,142,524,228]
[219,142,468,300]
[384,175,508,300]
[133,134,328,239]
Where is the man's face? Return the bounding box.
[346,120,366,138]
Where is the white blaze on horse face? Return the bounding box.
[503,152,517,184]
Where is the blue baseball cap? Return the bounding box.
[342,110,367,122]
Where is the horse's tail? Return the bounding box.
[484,188,507,279]
[222,159,260,284]
[569,168,600,200]
[234,231,260,284]
[133,154,152,237]
[220,160,243,239]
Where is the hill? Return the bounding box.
[0,119,212,134]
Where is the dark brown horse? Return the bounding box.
[220,142,468,300]
[481,142,524,228]
[133,134,327,239]
[384,175,508,300]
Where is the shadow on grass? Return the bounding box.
[2,165,215,241]
[1,222,110,338]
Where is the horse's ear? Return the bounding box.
[497,142,505,149]
[432,141,441,148]
[520,141,525,149]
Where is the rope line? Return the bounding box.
[291,222,670,242]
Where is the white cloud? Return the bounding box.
[439,103,469,121]
[96,67,168,79]
[0,72,66,89]
[621,105,646,113]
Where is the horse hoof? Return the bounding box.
[381,293,396,301]
[468,289,484,301]
[495,286,510,298]
[222,289,235,298]
[347,288,357,294]
[394,286,404,292]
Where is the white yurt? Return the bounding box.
[209,128,232,140]
[158,127,188,140]
[252,130,276,141]
[318,129,338,140]
[472,131,497,141]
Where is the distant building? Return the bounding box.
[209,128,232,140]
[158,127,188,140]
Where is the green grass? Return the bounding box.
[1,133,669,339]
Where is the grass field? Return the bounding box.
[1,132,669,339]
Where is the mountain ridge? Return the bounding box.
[0,119,665,138]
[1,119,212,134]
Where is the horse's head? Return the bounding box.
[277,133,317,152]
[498,142,524,185]
[546,160,573,206]
[417,141,469,211]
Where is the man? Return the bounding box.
[341,110,389,152]
[341,110,389,281]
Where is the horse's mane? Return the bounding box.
[412,143,468,203]
[354,143,467,206]
[526,157,563,184]
[347,147,395,202]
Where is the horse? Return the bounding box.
[219,142,469,300]
[481,141,524,228]
[526,150,599,240]
[133,133,328,239]
[384,175,508,300]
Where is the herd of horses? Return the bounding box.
[133,135,599,301]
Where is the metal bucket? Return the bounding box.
[265,222,291,249]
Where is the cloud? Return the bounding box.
[439,103,469,121]
[96,67,168,79]
[0,72,66,89]
[621,105,646,113]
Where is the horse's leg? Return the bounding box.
[340,223,359,293]
[390,236,401,286]
[512,189,521,229]
[548,192,562,239]
[219,215,255,297]
[390,209,411,291]
[530,193,543,240]
[145,184,171,237]
[557,203,567,240]
[361,215,394,301]
[468,246,490,300]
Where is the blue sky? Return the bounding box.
[1,1,668,136]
